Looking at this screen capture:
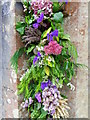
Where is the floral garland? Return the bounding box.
[11,0,82,119]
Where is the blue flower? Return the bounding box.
[33,56,38,65]
[35,92,41,103]
[51,29,58,37]
[33,52,41,65]
[47,33,50,41]
[37,52,41,57]
[41,82,48,90]
[47,29,58,41]
[33,23,39,29]
[37,12,44,23]
[41,79,52,90]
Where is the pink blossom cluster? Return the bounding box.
[44,41,63,55]
[31,0,53,16]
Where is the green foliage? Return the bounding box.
[26,45,35,55]
[41,27,52,39]
[38,109,48,119]
[10,47,25,73]
[16,22,26,35]
[53,2,62,13]
[53,12,63,23]
[31,109,40,118]
[12,1,86,119]
[25,15,35,25]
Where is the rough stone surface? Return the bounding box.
[0,0,88,119]
[64,2,88,118]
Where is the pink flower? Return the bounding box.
[44,41,62,55]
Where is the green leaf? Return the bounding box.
[25,15,35,25]
[41,27,52,39]
[16,22,25,35]
[44,66,50,76]
[26,46,35,55]
[62,34,70,41]
[53,2,65,13]
[38,109,48,118]
[53,12,63,23]
[47,61,53,67]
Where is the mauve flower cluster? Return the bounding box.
[41,80,61,115]
[44,41,62,55]
[31,0,53,16]
[23,97,33,108]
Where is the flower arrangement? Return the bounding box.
[11,0,84,119]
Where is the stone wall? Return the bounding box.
[0,0,88,118]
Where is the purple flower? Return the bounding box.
[23,100,28,108]
[51,29,58,37]
[47,79,52,86]
[37,12,44,23]
[41,80,52,90]
[47,33,50,41]
[37,52,41,57]
[47,30,58,42]
[33,23,39,29]
[35,92,41,103]
[41,82,48,90]
[58,0,68,4]
[29,97,33,105]
[51,110,55,115]
[33,56,38,65]
[50,34,53,41]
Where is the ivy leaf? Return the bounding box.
[44,66,50,76]
[53,12,63,23]
[16,22,26,35]
[41,27,52,39]
[26,46,35,55]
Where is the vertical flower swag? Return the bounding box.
[11,0,84,119]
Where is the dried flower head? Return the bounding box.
[53,98,70,118]
[22,26,41,47]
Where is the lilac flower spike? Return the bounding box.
[29,97,33,105]
[35,92,41,103]
[33,23,39,29]
[37,12,44,23]
[23,100,28,108]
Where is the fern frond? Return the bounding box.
[10,47,26,73]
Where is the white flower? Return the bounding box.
[67,82,75,91]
